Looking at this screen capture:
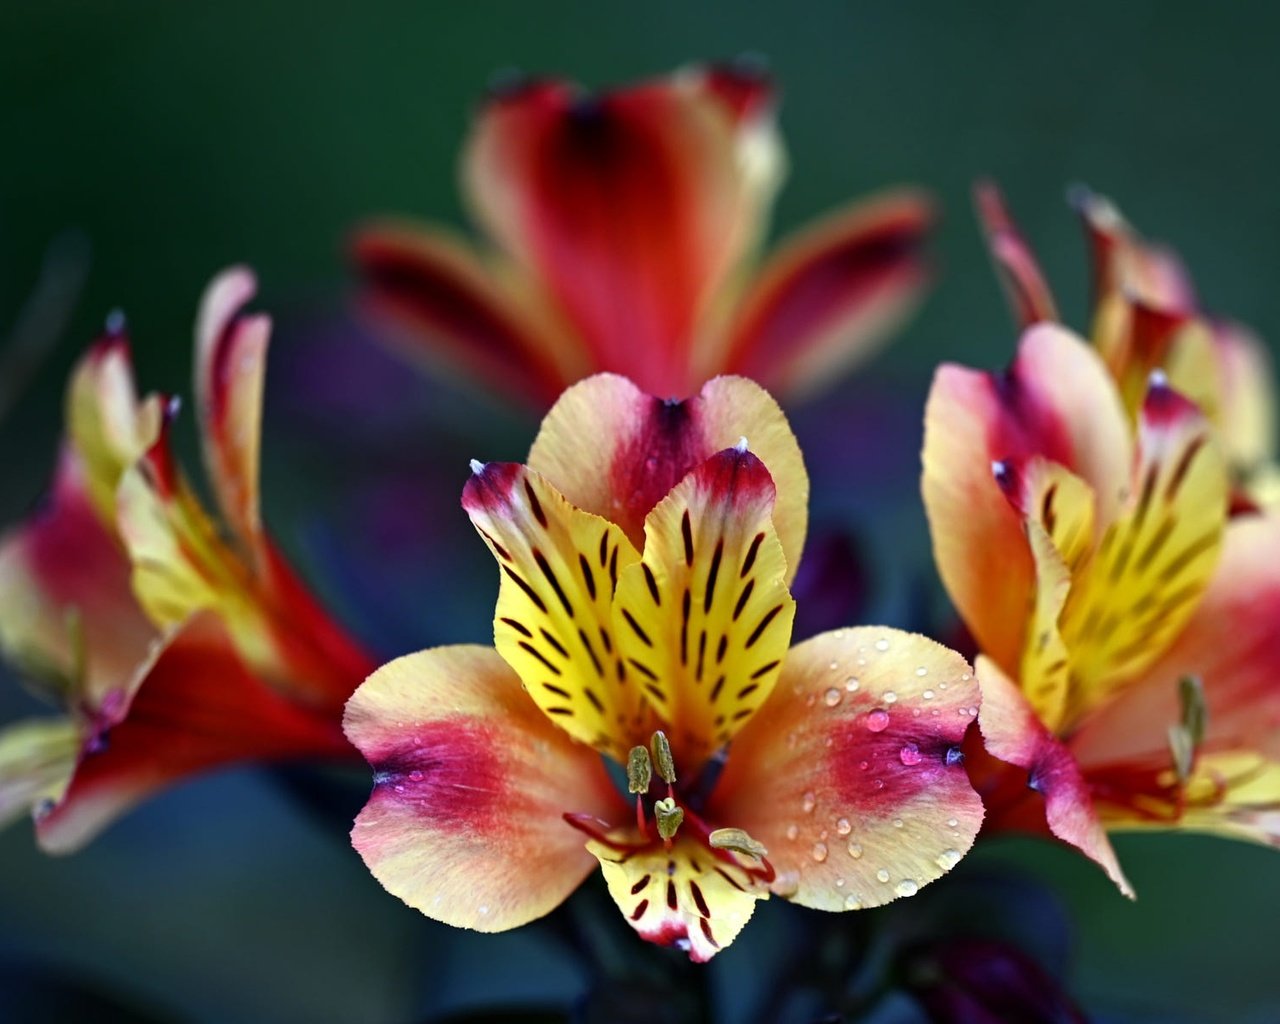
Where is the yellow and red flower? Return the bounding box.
[345,374,983,960]
[0,269,376,852]
[976,182,1279,510]
[922,324,1280,895]
[353,63,935,406]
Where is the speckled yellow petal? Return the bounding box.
[346,645,618,932]
[611,446,794,768]
[588,830,768,962]
[712,628,983,911]
[992,456,1097,732]
[1061,378,1227,720]
[463,462,647,758]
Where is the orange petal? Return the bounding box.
[35,614,353,854]
[463,75,755,396]
[711,628,984,911]
[922,325,1130,674]
[588,830,768,962]
[462,462,646,758]
[351,222,585,406]
[345,645,618,932]
[975,656,1133,897]
[0,448,155,708]
[721,190,935,399]
[528,373,807,583]
[972,181,1058,328]
[194,267,269,546]
[611,446,795,768]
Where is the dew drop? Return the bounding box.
[899,742,923,766]
[936,849,962,870]
[408,769,424,782]
[773,871,800,897]
[845,676,860,692]
[802,790,817,813]
[828,660,839,671]
[866,709,890,732]
[835,876,845,887]
[478,904,490,916]
[876,868,891,883]
[836,817,852,835]
[922,689,935,700]
[811,842,829,863]
[915,666,928,677]
[946,817,958,828]
[859,759,869,771]
[844,894,862,909]
[960,673,971,681]
[847,841,863,859]
[883,691,898,705]
[805,693,816,707]
[823,687,842,707]
[786,824,799,841]
[893,818,904,829]
[873,778,885,790]
[874,638,890,651]
[895,879,919,897]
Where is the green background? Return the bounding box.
[2,2,1278,1021]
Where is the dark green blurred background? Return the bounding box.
[2,2,1279,1021]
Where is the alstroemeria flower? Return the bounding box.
[0,268,376,852]
[923,323,1280,895]
[345,374,982,961]
[353,62,934,406]
[976,182,1279,509]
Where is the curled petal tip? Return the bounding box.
[469,458,487,476]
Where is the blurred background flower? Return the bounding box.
[2,2,1280,1022]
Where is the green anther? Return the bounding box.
[627,745,653,794]
[654,797,684,841]
[1169,675,1208,783]
[650,730,676,784]
[708,827,769,860]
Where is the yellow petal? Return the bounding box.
[588,830,768,962]
[611,446,795,768]
[1061,379,1227,720]
[463,462,648,758]
[0,717,78,829]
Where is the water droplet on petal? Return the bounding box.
[915,666,928,677]
[899,742,922,766]
[835,876,845,887]
[883,691,898,704]
[895,879,919,897]
[922,689,935,700]
[873,778,885,790]
[836,817,852,835]
[811,842,828,863]
[874,638,890,651]
[847,841,863,859]
[936,849,962,870]
[859,759,869,771]
[866,709,890,732]
[408,770,424,782]
[893,818,904,829]
[786,824,799,840]
[802,790,817,813]
[828,660,839,671]
[824,687,842,707]
[845,676,860,692]
[876,868,891,883]
[844,894,862,909]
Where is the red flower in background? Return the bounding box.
[354,62,935,406]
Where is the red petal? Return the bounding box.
[464,77,754,396]
[973,181,1059,328]
[975,656,1133,897]
[723,190,935,397]
[351,223,583,406]
[36,614,352,853]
